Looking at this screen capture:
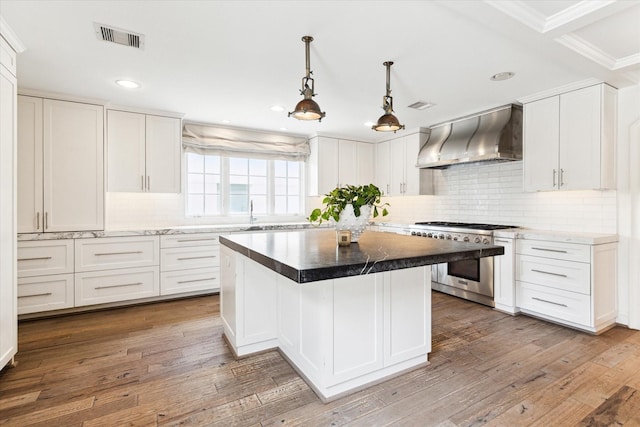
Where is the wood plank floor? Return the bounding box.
[1,292,639,426]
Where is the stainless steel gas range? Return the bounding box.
[408,221,516,307]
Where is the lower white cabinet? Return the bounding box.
[17,239,73,277]
[493,236,518,315]
[75,267,159,306]
[75,236,159,272]
[515,237,617,333]
[160,233,220,295]
[18,274,74,314]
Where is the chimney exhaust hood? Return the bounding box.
[416,104,522,169]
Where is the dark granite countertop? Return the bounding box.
[220,229,504,283]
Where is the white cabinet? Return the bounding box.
[107,110,181,193]
[515,238,617,333]
[379,129,428,196]
[160,233,220,295]
[523,84,616,192]
[17,96,104,232]
[74,236,160,307]
[307,136,375,196]
[0,34,18,369]
[493,236,518,315]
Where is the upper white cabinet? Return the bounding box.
[523,84,616,192]
[307,136,375,196]
[0,34,18,370]
[107,110,181,193]
[377,129,428,196]
[18,96,104,233]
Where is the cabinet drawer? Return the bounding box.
[160,245,219,271]
[160,233,219,248]
[75,266,159,306]
[161,267,220,295]
[517,254,590,295]
[18,240,74,277]
[75,236,159,272]
[517,281,590,326]
[17,274,74,314]
[516,239,590,263]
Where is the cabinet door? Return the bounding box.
[0,60,17,369]
[404,134,423,196]
[559,85,601,190]
[523,96,559,191]
[493,237,517,313]
[107,110,146,192]
[17,96,44,232]
[389,137,405,196]
[145,115,181,193]
[317,136,339,195]
[375,141,391,195]
[356,142,374,187]
[338,139,357,186]
[43,100,104,232]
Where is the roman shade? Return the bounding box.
[182,122,310,161]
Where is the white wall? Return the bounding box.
[372,161,617,234]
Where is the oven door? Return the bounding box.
[440,256,494,298]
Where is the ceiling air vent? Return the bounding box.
[93,22,145,49]
[408,101,435,110]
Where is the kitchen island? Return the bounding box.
[219,229,503,401]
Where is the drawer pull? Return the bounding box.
[176,238,217,243]
[531,269,567,278]
[178,277,216,284]
[532,297,568,308]
[176,256,217,261]
[18,292,53,299]
[494,239,510,244]
[531,247,568,254]
[95,282,142,290]
[17,256,53,262]
[94,251,143,256]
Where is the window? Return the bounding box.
[186,152,304,217]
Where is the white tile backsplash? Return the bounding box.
[374,162,617,234]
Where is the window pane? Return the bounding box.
[187,194,204,216]
[252,196,267,213]
[250,158,267,176]
[288,196,299,214]
[204,155,220,174]
[274,177,287,195]
[204,195,219,215]
[229,157,248,175]
[274,160,287,177]
[188,173,204,194]
[288,178,300,195]
[187,153,204,174]
[288,162,300,178]
[229,175,248,189]
[250,176,267,194]
[204,174,220,194]
[274,195,286,214]
[230,194,248,213]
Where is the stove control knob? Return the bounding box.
[446,234,452,240]
[422,232,428,237]
[463,236,470,242]
[453,236,458,241]
[427,233,433,238]
[474,237,481,243]
[439,233,445,239]
[482,238,490,244]
[411,231,417,236]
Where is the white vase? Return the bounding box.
[334,204,372,243]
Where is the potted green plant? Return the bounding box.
[308,184,389,242]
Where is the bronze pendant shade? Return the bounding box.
[289,36,326,121]
[373,61,405,132]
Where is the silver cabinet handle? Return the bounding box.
[44,212,48,230]
[560,168,564,187]
[94,251,143,256]
[553,169,557,187]
[177,277,216,284]
[176,255,217,261]
[386,184,390,195]
[147,175,150,191]
[141,175,145,191]
[17,256,52,262]
[531,247,568,253]
[95,282,142,290]
[176,238,217,243]
[18,292,53,299]
[494,239,510,244]
[531,269,567,278]
[532,296,567,308]
[36,212,40,230]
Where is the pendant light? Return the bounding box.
[289,36,326,121]
[373,61,404,132]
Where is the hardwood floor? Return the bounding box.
[1,292,639,426]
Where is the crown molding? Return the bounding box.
[517,78,604,103]
[0,15,25,52]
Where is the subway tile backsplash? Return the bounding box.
[377,162,617,234]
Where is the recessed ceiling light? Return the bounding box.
[270,105,285,112]
[115,79,140,89]
[490,72,515,81]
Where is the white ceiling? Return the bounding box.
[1,0,638,142]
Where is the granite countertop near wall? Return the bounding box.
[17,222,328,241]
[497,228,619,245]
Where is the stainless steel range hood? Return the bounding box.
[416,104,522,169]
